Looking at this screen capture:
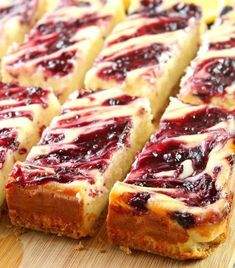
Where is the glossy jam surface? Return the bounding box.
[0,0,36,23]
[0,128,19,151]
[97,43,169,81]
[11,95,134,187]
[10,10,110,76]
[188,57,235,102]
[126,137,221,207]
[209,38,235,50]
[102,95,138,106]
[125,100,234,209]
[108,17,188,46]
[158,106,233,138]
[138,2,201,20]
[0,82,49,108]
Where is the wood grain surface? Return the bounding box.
[0,209,234,268]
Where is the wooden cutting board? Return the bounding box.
[0,210,234,268]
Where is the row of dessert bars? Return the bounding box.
[0,0,51,72]
[0,0,125,211]
[1,0,125,103]
[4,0,203,237]
[1,0,234,261]
[0,83,60,210]
[107,6,235,259]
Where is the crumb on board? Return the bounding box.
[14,227,27,237]
[74,241,85,251]
[120,246,132,255]
[99,249,106,253]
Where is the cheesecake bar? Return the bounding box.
[85,0,203,116]
[0,82,60,209]
[0,0,46,68]
[2,0,125,103]
[179,7,235,111]
[6,88,153,238]
[107,98,235,259]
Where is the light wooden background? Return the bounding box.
[0,210,234,268]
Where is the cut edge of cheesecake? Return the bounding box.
[6,88,154,238]
[107,98,235,259]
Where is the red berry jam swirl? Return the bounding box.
[188,57,235,102]
[209,38,235,50]
[0,128,19,151]
[126,137,222,207]
[137,2,201,20]
[0,0,37,24]
[157,106,234,139]
[0,148,7,165]
[108,17,188,46]
[97,43,169,82]
[11,103,133,186]
[0,82,49,108]
[125,104,234,210]
[10,12,110,77]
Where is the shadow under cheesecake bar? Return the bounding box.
[0,0,47,68]
[85,0,204,116]
[107,98,235,259]
[0,82,60,210]
[6,88,154,238]
[179,6,235,111]
[2,0,125,103]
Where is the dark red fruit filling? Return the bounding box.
[102,95,138,106]
[58,0,91,7]
[158,106,233,138]
[126,137,222,207]
[140,0,162,8]
[128,192,151,212]
[97,43,169,81]
[0,0,37,23]
[13,117,132,186]
[9,163,94,187]
[108,18,188,46]
[11,13,110,76]
[171,212,196,229]
[39,50,76,76]
[0,128,19,151]
[0,111,33,121]
[138,2,201,20]
[0,83,49,108]
[41,133,66,144]
[190,57,235,102]
[0,149,7,165]
[209,38,235,50]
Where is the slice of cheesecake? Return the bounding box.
[2,0,125,103]
[0,0,46,68]
[6,88,153,238]
[85,1,204,116]
[179,7,235,111]
[0,82,60,209]
[107,98,235,260]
